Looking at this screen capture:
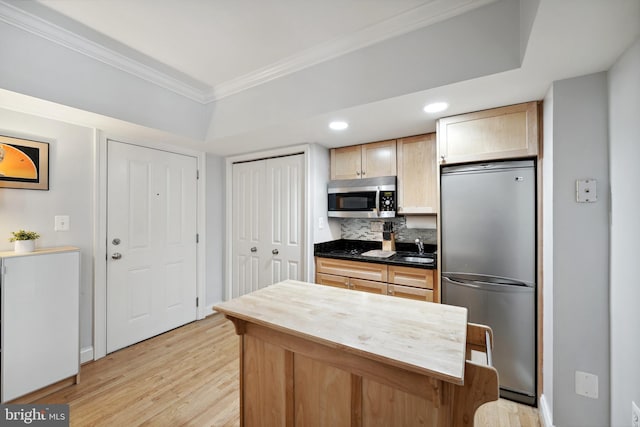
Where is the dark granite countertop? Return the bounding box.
[314,239,437,270]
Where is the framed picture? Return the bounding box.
[0,135,49,190]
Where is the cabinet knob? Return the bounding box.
[272,249,279,255]
[440,155,446,161]
[111,252,122,260]
[362,171,366,176]
[250,247,257,252]
[356,171,361,176]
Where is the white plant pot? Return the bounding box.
[14,240,36,253]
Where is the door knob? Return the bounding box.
[250,247,257,252]
[272,249,279,255]
[112,252,122,260]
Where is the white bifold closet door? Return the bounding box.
[232,154,304,298]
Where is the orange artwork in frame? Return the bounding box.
[0,135,49,190]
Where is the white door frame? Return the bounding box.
[224,144,313,303]
[93,131,207,360]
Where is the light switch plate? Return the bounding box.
[54,215,70,231]
[575,370,598,399]
[576,179,597,203]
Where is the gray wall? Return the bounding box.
[541,84,554,422]
[205,153,225,306]
[0,107,95,351]
[0,19,209,141]
[549,72,610,426]
[307,143,341,281]
[608,38,640,427]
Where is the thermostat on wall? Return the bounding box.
[576,179,597,203]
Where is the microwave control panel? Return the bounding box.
[380,191,396,212]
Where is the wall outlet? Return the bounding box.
[576,179,597,202]
[575,370,598,399]
[54,215,70,231]
[318,217,324,230]
[632,401,639,427]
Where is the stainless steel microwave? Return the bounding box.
[328,176,396,218]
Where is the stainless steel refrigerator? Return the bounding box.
[441,160,536,405]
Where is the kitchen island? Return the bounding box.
[215,280,498,426]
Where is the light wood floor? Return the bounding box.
[30,314,540,426]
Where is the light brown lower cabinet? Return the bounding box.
[316,272,349,289]
[349,278,388,294]
[315,257,437,302]
[388,284,434,302]
[315,257,387,282]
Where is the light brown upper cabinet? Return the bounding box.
[437,101,540,165]
[397,133,437,214]
[330,140,396,180]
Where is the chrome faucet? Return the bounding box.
[414,238,424,255]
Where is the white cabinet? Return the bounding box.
[1,247,80,402]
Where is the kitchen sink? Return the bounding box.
[392,252,435,264]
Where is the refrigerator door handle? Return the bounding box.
[443,276,534,292]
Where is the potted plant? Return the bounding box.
[9,229,41,253]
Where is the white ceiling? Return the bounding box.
[1,0,639,156]
[37,0,434,89]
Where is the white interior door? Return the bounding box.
[107,141,197,353]
[232,154,304,297]
[264,154,304,286]
[231,160,266,297]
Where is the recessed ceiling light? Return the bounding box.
[423,102,449,113]
[329,121,349,130]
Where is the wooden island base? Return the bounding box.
[216,280,499,427]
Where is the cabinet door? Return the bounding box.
[397,133,437,214]
[388,284,434,302]
[330,146,362,180]
[388,265,434,289]
[315,257,388,282]
[316,272,349,289]
[350,278,387,295]
[2,250,79,402]
[438,102,539,165]
[361,140,396,178]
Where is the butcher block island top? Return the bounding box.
[215,280,498,427]
[216,279,468,384]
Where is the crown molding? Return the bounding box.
[1,0,495,105]
[207,0,497,102]
[0,1,210,103]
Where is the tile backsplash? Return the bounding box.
[339,217,436,244]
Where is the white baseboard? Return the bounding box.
[80,346,94,364]
[539,394,554,427]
